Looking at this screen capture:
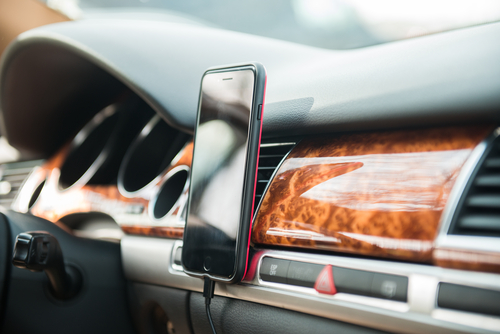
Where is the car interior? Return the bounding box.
[0,1,499,333]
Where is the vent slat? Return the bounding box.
[1,168,37,176]
[0,160,42,208]
[459,215,500,232]
[260,154,287,158]
[475,175,500,187]
[1,175,31,182]
[467,195,500,209]
[5,182,24,188]
[0,199,14,203]
[484,158,500,168]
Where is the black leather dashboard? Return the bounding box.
[1,21,500,158]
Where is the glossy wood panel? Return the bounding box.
[433,249,500,274]
[121,225,184,239]
[22,122,500,272]
[252,126,492,262]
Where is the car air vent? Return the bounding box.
[449,135,500,237]
[0,160,43,208]
[253,142,296,214]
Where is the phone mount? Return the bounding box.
[12,231,82,300]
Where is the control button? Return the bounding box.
[314,265,337,295]
[331,266,373,296]
[260,257,290,284]
[438,283,500,317]
[173,246,182,266]
[287,261,324,288]
[371,273,408,302]
[257,104,263,120]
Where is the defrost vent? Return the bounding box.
[0,160,43,208]
[449,135,500,236]
[253,142,296,214]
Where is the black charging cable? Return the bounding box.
[203,277,217,334]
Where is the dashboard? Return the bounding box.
[0,17,500,334]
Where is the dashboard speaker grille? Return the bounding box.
[253,142,296,214]
[0,160,43,208]
[449,135,500,236]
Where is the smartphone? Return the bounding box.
[182,63,266,283]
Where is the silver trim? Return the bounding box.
[437,130,497,237]
[255,254,409,313]
[435,129,500,256]
[435,235,500,254]
[432,309,500,333]
[252,141,297,219]
[58,104,118,192]
[148,165,190,222]
[260,142,297,148]
[122,236,500,334]
[170,240,184,272]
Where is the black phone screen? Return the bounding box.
[183,68,255,279]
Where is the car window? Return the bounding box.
[44,0,500,49]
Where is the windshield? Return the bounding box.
[39,0,500,49]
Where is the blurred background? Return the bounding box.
[0,0,500,165]
[41,0,500,49]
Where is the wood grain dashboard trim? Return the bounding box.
[433,248,500,274]
[120,225,184,239]
[19,124,500,273]
[251,125,493,263]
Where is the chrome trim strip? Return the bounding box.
[122,236,500,334]
[256,274,410,313]
[170,240,184,272]
[435,235,500,254]
[432,309,500,333]
[260,142,297,147]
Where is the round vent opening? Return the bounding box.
[152,167,189,220]
[59,107,119,190]
[119,115,188,194]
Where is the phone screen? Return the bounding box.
[183,68,256,279]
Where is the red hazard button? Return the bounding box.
[314,265,337,295]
